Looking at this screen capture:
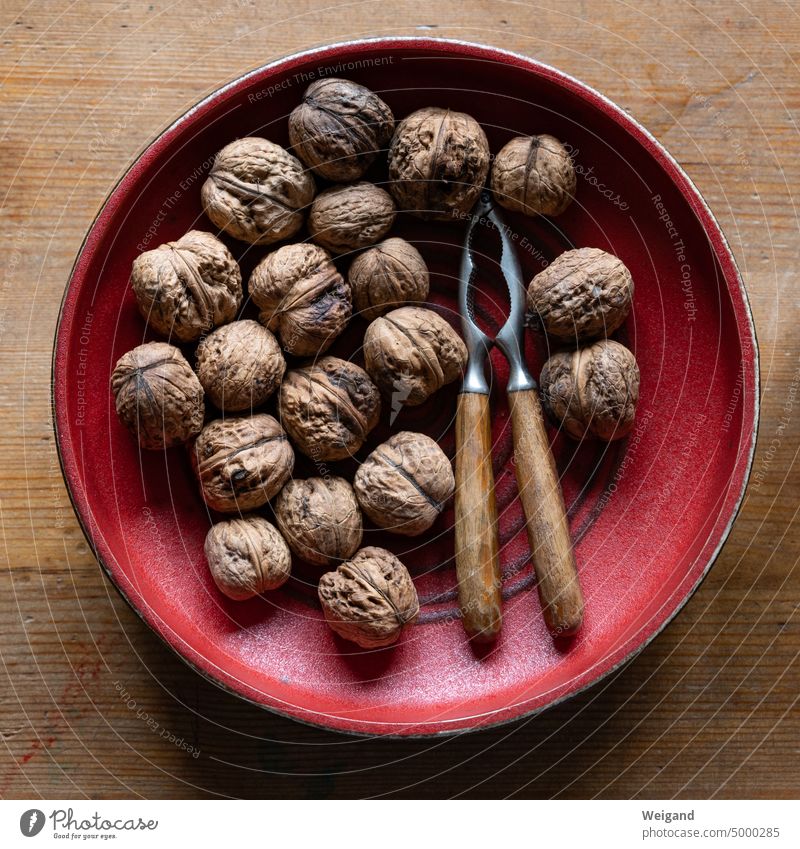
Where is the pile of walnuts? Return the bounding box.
[111,78,481,650]
[530,248,640,441]
[111,76,640,651]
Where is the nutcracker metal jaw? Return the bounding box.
[459,189,538,396]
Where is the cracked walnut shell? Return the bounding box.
[191,413,294,513]
[363,306,467,406]
[289,78,395,182]
[490,134,576,217]
[354,431,455,536]
[540,339,640,441]
[130,230,242,343]
[205,515,291,600]
[318,547,419,648]
[274,477,362,567]
[249,243,351,356]
[348,237,430,321]
[279,357,381,462]
[528,247,634,341]
[388,107,490,220]
[308,182,396,255]
[111,342,204,450]
[201,137,315,245]
[195,320,285,412]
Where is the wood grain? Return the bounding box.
[509,388,583,636]
[1,0,799,800]
[454,392,503,642]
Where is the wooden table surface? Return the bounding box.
[1,0,798,799]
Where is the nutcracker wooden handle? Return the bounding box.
[508,388,584,636]
[454,392,503,642]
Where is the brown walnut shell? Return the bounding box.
[527,247,634,341]
[308,182,396,255]
[204,515,291,600]
[318,547,419,648]
[348,237,430,321]
[288,78,395,182]
[490,134,576,217]
[274,477,363,567]
[130,230,243,342]
[195,320,285,412]
[387,107,490,220]
[191,413,294,513]
[363,306,467,406]
[279,357,381,462]
[111,342,204,450]
[249,243,351,357]
[353,431,455,536]
[540,339,640,441]
[201,137,315,245]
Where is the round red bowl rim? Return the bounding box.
[52,37,760,737]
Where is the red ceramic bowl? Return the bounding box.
[53,38,758,736]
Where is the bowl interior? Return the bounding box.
[54,39,757,735]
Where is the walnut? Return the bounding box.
[204,515,291,600]
[354,431,454,536]
[490,134,576,217]
[387,107,490,220]
[111,342,204,450]
[348,237,430,321]
[318,547,419,648]
[130,230,242,343]
[308,182,396,255]
[528,247,634,341]
[540,339,640,441]
[363,306,466,406]
[201,137,315,245]
[195,320,285,412]
[191,413,294,512]
[288,78,395,182]
[279,357,381,462]
[249,243,351,356]
[274,477,362,566]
